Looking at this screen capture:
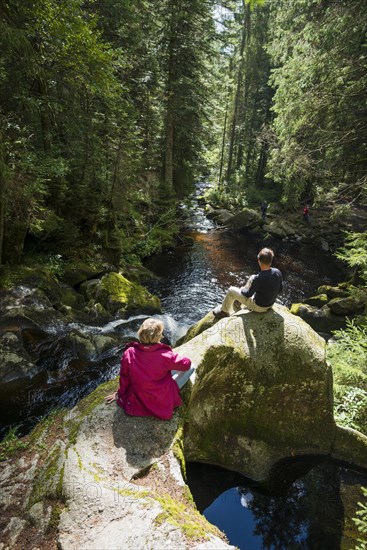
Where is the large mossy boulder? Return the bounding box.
[225,208,262,231]
[205,208,233,225]
[176,305,367,484]
[317,285,350,300]
[81,272,162,316]
[328,295,366,316]
[262,219,297,239]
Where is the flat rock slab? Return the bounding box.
[58,400,231,550]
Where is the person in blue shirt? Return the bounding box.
[213,248,283,319]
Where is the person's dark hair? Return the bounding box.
[257,248,274,265]
[138,318,164,344]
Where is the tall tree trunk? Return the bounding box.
[38,79,52,154]
[236,5,251,173]
[164,0,177,191]
[219,90,230,188]
[226,2,248,185]
[0,158,6,266]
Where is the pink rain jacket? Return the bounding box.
[116,341,192,420]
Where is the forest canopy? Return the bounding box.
[0,0,366,266]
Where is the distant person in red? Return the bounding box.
[105,318,191,420]
[303,205,310,221]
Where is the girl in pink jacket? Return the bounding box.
[105,318,191,420]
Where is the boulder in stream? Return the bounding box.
[80,272,162,316]
[175,305,367,484]
[225,208,262,231]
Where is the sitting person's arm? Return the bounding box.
[241,275,258,298]
[105,351,130,404]
[166,349,192,372]
[117,354,130,401]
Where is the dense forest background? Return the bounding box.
[0,0,366,268]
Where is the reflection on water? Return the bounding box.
[187,461,367,550]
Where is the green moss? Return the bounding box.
[173,426,186,480]
[154,493,220,541]
[290,303,301,315]
[28,442,65,507]
[304,294,328,307]
[175,312,216,345]
[99,272,161,314]
[48,502,65,531]
[0,427,29,461]
[66,378,117,444]
[117,488,150,499]
[0,264,56,289]
[28,408,65,449]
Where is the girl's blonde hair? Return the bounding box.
[138,318,164,344]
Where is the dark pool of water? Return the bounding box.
[186,461,367,550]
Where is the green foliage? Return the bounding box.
[204,185,247,210]
[336,232,367,286]
[34,253,66,277]
[333,387,367,433]
[327,320,367,433]
[0,0,216,266]
[266,0,367,205]
[0,427,29,461]
[353,487,367,550]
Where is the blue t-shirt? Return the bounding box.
[241,267,283,307]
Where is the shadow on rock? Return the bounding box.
[240,308,285,361]
[112,407,180,473]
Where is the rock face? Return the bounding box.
[0,269,161,435]
[0,381,231,550]
[290,285,367,335]
[176,305,367,483]
[225,208,262,231]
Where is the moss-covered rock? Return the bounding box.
[317,285,350,299]
[0,377,229,549]
[290,303,347,333]
[328,296,366,316]
[262,219,297,239]
[85,302,113,323]
[225,208,262,231]
[120,264,160,285]
[206,208,234,225]
[175,305,367,484]
[175,311,216,346]
[95,272,161,315]
[304,294,328,308]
